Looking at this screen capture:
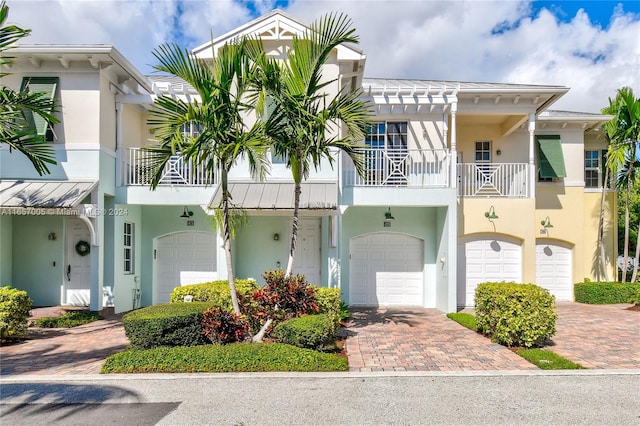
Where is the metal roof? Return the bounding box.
[209,182,337,210]
[0,180,98,209]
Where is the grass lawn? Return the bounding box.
[446,311,584,370]
[515,348,584,370]
[32,310,102,328]
[101,342,348,373]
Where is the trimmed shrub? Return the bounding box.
[101,342,348,374]
[0,286,32,339]
[33,310,101,328]
[169,279,258,309]
[272,314,338,350]
[123,302,214,349]
[313,287,341,332]
[634,287,640,305]
[201,307,247,344]
[475,282,557,348]
[250,270,319,323]
[574,282,640,304]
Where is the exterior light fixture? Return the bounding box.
[273,233,280,241]
[384,207,395,220]
[180,206,194,218]
[540,216,553,228]
[484,206,499,220]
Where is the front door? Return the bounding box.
[294,218,321,286]
[65,218,91,306]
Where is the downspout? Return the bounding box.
[450,102,457,189]
[115,101,123,186]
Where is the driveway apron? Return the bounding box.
[344,308,535,372]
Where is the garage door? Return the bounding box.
[536,242,572,301]
[458,238,522,306]
[155,232,216,304]
[350,233,424,306]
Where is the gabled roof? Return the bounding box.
[192,9,365,61]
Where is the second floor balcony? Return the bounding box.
[457,163,530,198]
[124,148,217,187]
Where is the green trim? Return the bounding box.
[536,135,566,178]
[20,77,58,137]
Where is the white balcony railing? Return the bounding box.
[457,163,529,197]
[124,148,216,186]
[343,148,450,187]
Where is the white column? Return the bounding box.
[115,102,123,186]
[528,113,536,199]
[449,103,457,189]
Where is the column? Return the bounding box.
[528,113,536,199]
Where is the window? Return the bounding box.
[181,122,201,141]
[536,135,567,181]
[271,149,286,164]
[585,150,600,188]
[475,141,491,164]
[20,77,58,142]
[124,222,134,274]
[365,122,408,185]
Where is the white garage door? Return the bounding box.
[155,232,216,304]
[350,233,424,306]
[458,238,522,306]
[536,242,572,301]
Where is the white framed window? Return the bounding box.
[124,222,134,274]
[181,122,201,141]
[475,141,491,164]
[585,150,600,188]
[271,149,286,164]
[365,122,408,151]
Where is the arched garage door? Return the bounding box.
[155,232,216,304]
[458,237,522,306]
[350,233,424,307]
[536,241,573,301]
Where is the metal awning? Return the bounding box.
[0,180,98,209]
[209,182,337,210]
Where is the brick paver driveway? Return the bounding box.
[344,308,535,372]
[551,302,640,369]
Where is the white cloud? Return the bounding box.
[6,0,640,112]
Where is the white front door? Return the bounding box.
[350,233,424,306]
[154,232,216,304]
[293,218,321,286]
[458,238,522,307]
[65,218,91,306]
[536,241,573,301]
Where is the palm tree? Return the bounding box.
[602,87,640,282]
[146,38,270,314]
[250,13,371,277]
[0,0,57,175]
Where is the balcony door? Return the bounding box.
[365,122,408,185]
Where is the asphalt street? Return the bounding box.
[1,371,639,425]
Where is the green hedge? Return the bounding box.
[169,279,258,309]
[574,282,640,304]
[0,286,32,339]
[272,314,338,350]
[101,342,348,373]
[475,282,557,348]
[123,302,215,349]
[313,287,341,332]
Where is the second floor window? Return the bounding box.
[20,77,58,142]
[475,141,492,164]
[365,122,408,151]
[585,150,608,188]
[181,122,201,141]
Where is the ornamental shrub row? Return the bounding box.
[123,302,215,349]
[475,282,557,348]
[272,314,338,350]
[574,282,640,304]
[169,279,258,307]
[0,286,32,339]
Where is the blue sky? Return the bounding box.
[8,0,640,112]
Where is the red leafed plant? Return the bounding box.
[251,270,319,322]
[201,307,248,344]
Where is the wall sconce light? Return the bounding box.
[384,207,395,220]
[273,233,280,241]
[484,206,499,220]
[496,149,502,156]
[48,232,57,241]
[540,216,553,228]
[180,206,194,219]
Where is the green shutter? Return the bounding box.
[536,135,567,178]
[20,77,58,136]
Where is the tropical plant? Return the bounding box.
[602,87,640,282]
[146,38,271,314]
[0,0,58,174]
[249,13,371,276]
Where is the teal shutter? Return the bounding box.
[20,77,58,137]
[536,135,567,178]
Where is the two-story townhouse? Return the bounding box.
[0,10,616,314]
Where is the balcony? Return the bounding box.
[343,148,450,187]
[457,163,529,197]
[124,148,216,186]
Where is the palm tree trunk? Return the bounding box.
[221,170,241,315]
[598,166,610,281]
[622,148,636,282]
[631,219,640,283]
[286,166,302,277]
